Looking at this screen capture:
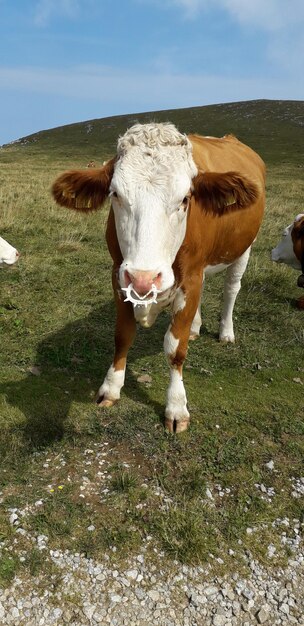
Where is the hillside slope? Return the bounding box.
[1,99,304,166]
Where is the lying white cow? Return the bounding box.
[272,214,304,280]
[272,214,304,308]
[0,236,19,266]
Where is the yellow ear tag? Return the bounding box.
[225,194,235,207]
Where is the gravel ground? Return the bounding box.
[0,518,304,625]
[1,441,303,625]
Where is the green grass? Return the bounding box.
[0,100,304,581]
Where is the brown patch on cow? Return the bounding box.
[293,216,304,239]
[52,157,116,212]
[297,274,304,288]
[192,171,259,215]
[297,295,304,310]
[291,217,304,273]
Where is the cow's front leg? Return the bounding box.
[164,281,202,433]
[97,294,136,408]
[189,280,204,340]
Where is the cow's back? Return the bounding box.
[189,133,265,184]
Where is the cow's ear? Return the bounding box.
[52,157,116,212]
[293,216,304,238]
[192,171,259,215]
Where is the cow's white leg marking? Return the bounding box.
[164,327,179,357]
[220,247,251,343]
[164,327,189,432]
[172,287,186,315]
[165,368,189,433]
[97,365,125,406]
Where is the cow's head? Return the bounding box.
[272,214,304,286]
[52,123,259,303]
[0,236,19,266]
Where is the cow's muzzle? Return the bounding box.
[124,270,162,295]
[121,270,163,308]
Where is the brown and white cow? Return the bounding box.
[272,214,304,281]
[272,213,304,308]
[52,123,266,432]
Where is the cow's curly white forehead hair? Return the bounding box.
[117,122,193,156]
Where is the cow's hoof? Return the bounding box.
[189,333,199,341]
[165,418,190,433]
[219,335,235,344]
[96,396,116,408]
[175,419,190,433]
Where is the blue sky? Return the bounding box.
[0,0,303,145]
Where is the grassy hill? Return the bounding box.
[0,99,304,585]
[2,99,304,166]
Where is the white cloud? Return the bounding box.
[219,0,304,31]
[150,0,304,30]
[0,64,303,108]
[33,0,81,26]
[142,0,304,77]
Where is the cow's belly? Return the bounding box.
[204,262,232,276]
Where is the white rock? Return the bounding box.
[109,594,122,603]
[242,587,254,600]
[267,544,276,558]
[213,615,226,626]
[279,602,289,614]
[206,488,214,500]
[126,569,138,580]
[257,605,270,624]
[147,590,160,602]
[204,585,218,596]
[265,460,274,470]
[83,604,96,619]
[94,611,106,623]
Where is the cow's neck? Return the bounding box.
[133,286,177,328]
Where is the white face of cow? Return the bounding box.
[110,124,198,300]
[0,236,19,266]
[271,214,304,270]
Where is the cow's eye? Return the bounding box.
[112,191,118,198]
[181,195,190,210]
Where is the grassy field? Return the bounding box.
[0,99,303,586]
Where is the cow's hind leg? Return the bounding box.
[219,247,251,343]
[97,297,136,407]
[189,283,204,340]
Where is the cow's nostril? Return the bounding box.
[154,272,162,288]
